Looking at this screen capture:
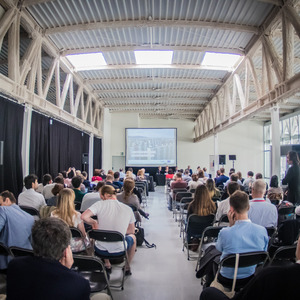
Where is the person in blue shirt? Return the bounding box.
[215,168,229,188]
[215,190,268,284]
[0,190,34,269]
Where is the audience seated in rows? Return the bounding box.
[81,185,136,275]
[267,175,283,202]
[188,174,201,190]
[243,171,255,193]
[187,185,216,220]
[119,168,126,180]
[182,170,192,182]
[200,235,300,300]
[248,179,278,228]
[206,179,221,199]
[168,172,188,210]
[7,217,91,300]
[197,170,207,185]
[202,190,268,288]
[127,168,136,180]
[80,181,104,211]
[36,174,55,200]
[117,179,142,223]
[105,174,119,191]
[51,189,87,253]
[0,190,34,269]
[113,172,123,189]
[224,173,243,188]
[47,183,64,206]
[72,176,86,203]
[215,182,240,223]
[18,174,46,211]
[215,168,229,188]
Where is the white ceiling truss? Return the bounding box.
[0,0,300,141]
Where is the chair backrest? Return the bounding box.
[265,226,277,238]
[218,214,229,225]
[74,201,82,211]
[278,205,295,215]
[270,244,297,264]
[88,229,124,243]
[221,251,269,269]
[180,197,193,208]
[72,254,112,295]
[212,196,220,203]
[0,243,12,256]
[189,188,196,194]
[73,254,106,272]
[277,219,300,245]
[19,206,40,217]
[9,246,34,257]
[175,192,192,202]
[70,227,84,238]
[186,214,215,237]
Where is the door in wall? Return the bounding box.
[112,156,125,172]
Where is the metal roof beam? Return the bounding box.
[76,64,233,72]
[44,20,259,35]
[93,88,215,95]
[85,77,223,85]
[61,45,244,56]
[102,97,207,103]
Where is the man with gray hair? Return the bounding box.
[7,218,90,300]
[248,179,278,227]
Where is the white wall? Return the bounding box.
[108,112,264,177]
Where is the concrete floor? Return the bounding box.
[111,186,203,300]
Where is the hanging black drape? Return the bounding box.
[0,96,24,197]
[29,112,50,182]
[93,137,102,169]
[49,119,89,176]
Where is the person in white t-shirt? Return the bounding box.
[18,174,46,211]
[81,185,136,275]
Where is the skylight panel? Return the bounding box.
[134,50,173,65]
[201,52,242,70]
[66,53,107,71]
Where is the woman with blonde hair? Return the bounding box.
[187,185,216,218]
[51,188,88,252]
[206,178,221,199]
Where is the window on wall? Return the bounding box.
[264,112,300,179]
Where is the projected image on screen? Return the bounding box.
[126,128,177,167]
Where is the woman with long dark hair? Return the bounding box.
[187,185,216,218]
[282,151,300,204]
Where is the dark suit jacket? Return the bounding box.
[7,256,90,300]
[282,164,300,204]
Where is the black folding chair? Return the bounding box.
[195,226,224,272]
[269,244,297,266]
[72,255,113,299]
[173,191,192,221]
[277,205,295,224]
[182,214,215,260]
[87,229,128,290]
[70,227,89,254]
[217,214,229,226]
[214,251,269,292]
[19,206,40,219]
[179,197,194,237]
[9,247,34,257]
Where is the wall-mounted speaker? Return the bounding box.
[82,153,89,165]
[229,155,236,161]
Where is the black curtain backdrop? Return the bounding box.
[0,96,24,197]
[49,119,90,176]
[93,137,102,170]
[29,112,50,182]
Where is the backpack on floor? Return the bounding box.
[135,226,156,248]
